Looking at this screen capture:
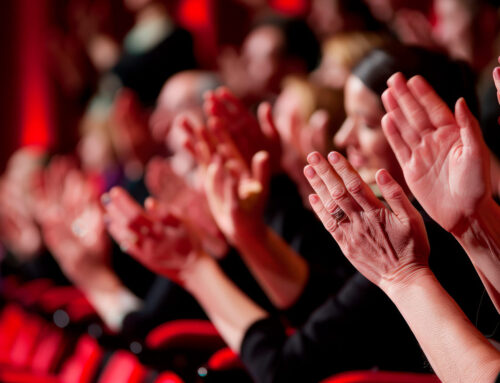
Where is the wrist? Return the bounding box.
[380,265,435,299]
[452,198,500,247]
[179,250,215,291]
[231,219,268,249]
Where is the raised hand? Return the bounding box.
[203,87,282,173]
[34,159,109,282]
[0,178,42,258]
[382,73,491,235]
[102,187,200,285]
[204,150,271,246]
[145,156,228,258]
[304,151,429,291]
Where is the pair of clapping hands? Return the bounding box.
[305,71,495,295]
[102,87,281,285]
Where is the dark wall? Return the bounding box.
[0,1,19,173]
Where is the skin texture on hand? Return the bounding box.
[304,150,430,291]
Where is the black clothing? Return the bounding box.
[479,82,500,158]
[112,27,197,107]
[240,209,488,383]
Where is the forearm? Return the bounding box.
[454,199,500,312]
[181,253,268,352]
[73,266,143,331]
[385,268,500,383]
[233,225,309,310]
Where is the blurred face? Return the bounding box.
[241,26,284,95]
[308,0,344,37]
[433,0,472,62]
[149,75,204,152]
[334,75,403,187]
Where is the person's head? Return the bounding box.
[239,17,320,97]
[308,0,383,38]
[275,76,345,158]
[334,44,478,189]
[150,70,221,150]
[433,0,499,71]
[314,31,391,89]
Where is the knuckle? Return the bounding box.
[324,218,337,232]
[345,179,363,195]
[325,200,337,214]
[385,186,403,201]
[330,185,346,200]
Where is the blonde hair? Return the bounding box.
[281,75,345,153]
[322,31,389,71]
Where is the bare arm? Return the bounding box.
[203,150,309,309]
[181,253,268,351]
[387,269,500,383]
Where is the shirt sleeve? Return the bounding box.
[240,273,427,383]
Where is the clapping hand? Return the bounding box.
[304,151,429,291]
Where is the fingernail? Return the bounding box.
[377,170,391,185]
[328,152,340,164]
[304,166,315,178]
[308,153,320,165]
[101,193,111,205]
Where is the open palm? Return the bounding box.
[382,74,491,234]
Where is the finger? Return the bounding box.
[327,151,384,212]
[258,102,280,143]
[304,165,337,215]
[454,98,483,152]
[493,67,500,104]
[375,169,418,219]
[308,193,343,243]
[209,117,247,167]
[307,152,360,217]
[407,75,455,127]
[223,168,239,211]
[381,88,421,148]
[107,187,143,221]
[381,113,411,165]
[387,73,435,132]
[106,221,139,253]
[206,156,225,201]
[251,151,270,192]
[216,87,246,115]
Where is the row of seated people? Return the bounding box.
[2,1,500,382]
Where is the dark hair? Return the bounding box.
[254,17,321,72]
[352,44,479,117]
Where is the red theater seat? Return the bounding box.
[321,371,441,383]
[146,320,226,351]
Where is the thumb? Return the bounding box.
[252,151,271,191]
[454,98,483,151]
[258,102,280,142]
[375,169,418,220]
